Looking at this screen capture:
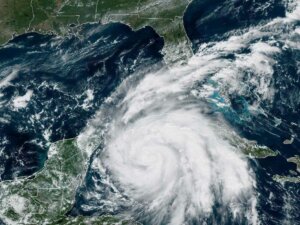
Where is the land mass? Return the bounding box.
[273,175,300,184]
[228,134,279,159]
[0,0,193,63]
[287,155,300,172]
[0,139,136,225]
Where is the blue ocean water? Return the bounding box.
[183,1,300,223]
[0,0,300,224]
[184,0,286,50]
[0,23,164,180]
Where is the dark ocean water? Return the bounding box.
[184,0,286,50]
[0,0,300,224]
[0,23,164,180]
[183,1,300,224]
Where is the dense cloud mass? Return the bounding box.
[73,2,299,224]
[84,75,258,224]
[0,0,299,224]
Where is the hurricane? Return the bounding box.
[0,0,299,224]
[78,67,258,224]
[75,3,299,224]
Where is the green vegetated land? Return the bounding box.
[0,139,136,225]
[0,138,298,224]
[243,145,279,159]
[287,155,300,172]
[273,174,300,184]
[273,155,300,184]
[228,133,279,159]
[0,0,192,62]
[233,137,300,184]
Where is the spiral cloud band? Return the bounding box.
[77,6,300,224]
[79,63,258,224]
[104,105,257,225]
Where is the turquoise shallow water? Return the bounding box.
[0,0,300,224]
